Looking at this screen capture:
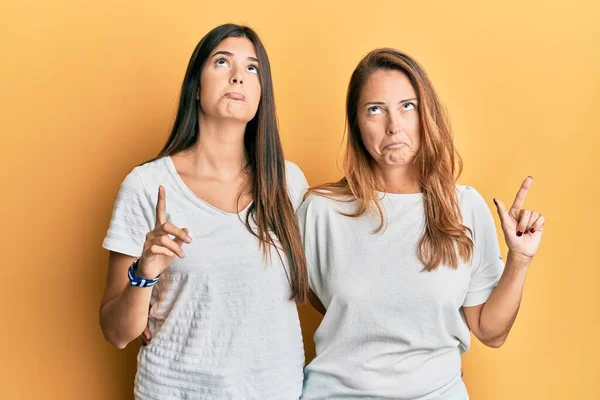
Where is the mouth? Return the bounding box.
[225,92,246,101]
[384,142,407,150]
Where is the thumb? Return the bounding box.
[493,198,510,227]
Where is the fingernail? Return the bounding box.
[185,236,192,243]
[530,228,535,233]
[516,231,523,237]
[528,176,533,179]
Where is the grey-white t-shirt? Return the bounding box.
[298,185,504,400]
[103,156,309,400]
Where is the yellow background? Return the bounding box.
[2,0,598,398]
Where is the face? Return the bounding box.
[357,69,420,169]
[198,37,261,123]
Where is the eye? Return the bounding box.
[402,102,416,111]
[367,106,383,115]
[215,58,229,67]
[247,65,259,74]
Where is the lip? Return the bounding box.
[225,92,246,101]
[384,142,407,149]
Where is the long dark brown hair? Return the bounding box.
[310,48,473,271]
[150,24,307,302]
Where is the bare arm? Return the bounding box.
[99,252,154,349]
[463,252,530,348]
[464,177,545,348]
[99,186,191,349]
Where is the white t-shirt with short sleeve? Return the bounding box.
[298,185,504,400]
[103,156,309,400]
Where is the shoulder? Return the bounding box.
[133,157,171,182]
[301,192,334,210]
[120,157,174,196]
[283,160,309,211]
[456,184,495,223]
[298,190,354,220]
[284,160,307,186]
[457,184,487,208]
[113,158,173,205]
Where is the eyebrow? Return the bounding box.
[211,50,259,63]
[363,98,417,107]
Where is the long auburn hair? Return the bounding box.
[149,24,308,302]
[310,48,473,271]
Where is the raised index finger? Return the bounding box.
[155,185,167,227]
[510,176,533,215]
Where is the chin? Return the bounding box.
[225,113,254,124]
[224,106,258,122]
[386,154,411,164]
[210,108,253,123]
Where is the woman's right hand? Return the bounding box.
[138,186,190,346]
[137,185,192,280]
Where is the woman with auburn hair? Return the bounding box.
[99,24,308,399]
[298,48,545,399]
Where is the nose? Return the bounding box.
[386,113,402,136]
[230,65,243,85]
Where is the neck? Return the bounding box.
[181,113,248,179]
[375,163,420,194]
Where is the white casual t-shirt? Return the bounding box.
[298,185,504,400]
[103,156,309,400]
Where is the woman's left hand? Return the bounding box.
[493,177,545,261]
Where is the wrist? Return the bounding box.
[128,259,160,287]
[506,251,533,269]
[136,257,160,280]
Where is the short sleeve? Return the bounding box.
[462,187,505,307]
[102,168,155,257]
[285,161,309,212]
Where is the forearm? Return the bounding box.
[100,285,153,349]
[477,252,531,346]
